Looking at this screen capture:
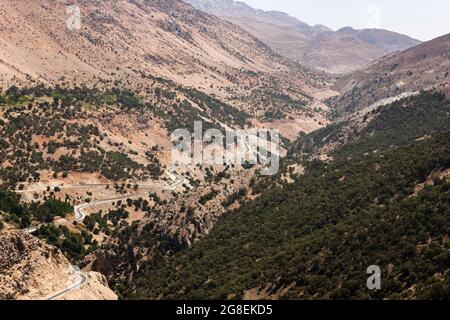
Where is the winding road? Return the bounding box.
[73,193,132,222]
[26,147,262,300]
[31,168,187,300]
[30,136,273,300]
[46,270,87,301]
[73,167,186,222]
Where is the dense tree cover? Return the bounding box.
[334,92,450,158]
[33,223,97,262]
[125,92,450,300]
[30,198,73,223]
[101,151,140,181]
[0,189,29,228]
[222,188,247,207]
[291,91,449,159]
[130,130,450,300]
[0,190,73,227]
[289,120,349,157]
[0,85,143,109]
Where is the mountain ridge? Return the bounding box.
[0,0,333,117]
[185,0,421,73]
[330,33,450,117]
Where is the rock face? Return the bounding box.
[0,230,117,300]
[57,272,118,301]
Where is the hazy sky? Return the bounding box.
[239,0,450,41]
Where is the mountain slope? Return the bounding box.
[0,0,330,117]
[185,0,421,73]
[337,27,421,53]
[330,33,450,117]
[128,92,450,300]
[186,0,331,36]
[0,1,335,300]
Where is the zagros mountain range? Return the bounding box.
[0,0,449,301]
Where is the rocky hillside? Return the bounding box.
[1,0,447,302]
[0,85,279,298]
[0,1,334,300]
[0,0,330,116]
[330,33,450,118]
[185,0,421,73]
[127,92,450,300]
[186,0,331,36]
[0,230,117,300]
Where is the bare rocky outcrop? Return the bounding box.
[0,230,117,300]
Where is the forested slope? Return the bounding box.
[128,92,450,300]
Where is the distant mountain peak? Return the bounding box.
[186,0,421,73]
[185,0,325,32]
[337,26,355,32]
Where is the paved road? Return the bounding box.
[31,168,188,300]
[15,167,186,194]
[46,270,87,300]
[166,167,186,190]
[73,193,132,222]
[27,150,266,300]
[72,168,186,222]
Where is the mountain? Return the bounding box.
[0,0,336,300]
[129,91,450,300]
[109,33,450,300]
[185,0,421,73]
[1,0,448,302]
[185,0,331,36]
[0,0,338,298]
[337,27,421,53]
[330,33,450,117]
[0,0,331,118]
